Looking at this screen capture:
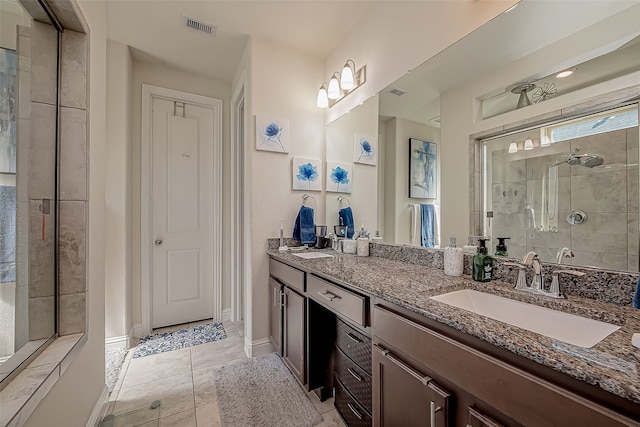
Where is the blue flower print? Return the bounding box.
[297,163,318,189]
[263,122,285,152]
[358,140,373,162]
[330,166,350,192]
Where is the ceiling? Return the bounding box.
[106,0,379,81]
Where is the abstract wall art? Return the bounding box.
[353,133,377,166]
[326,161,352,194]
[255,114,289,153]
[409,138,437,199]
[292,157,322,191]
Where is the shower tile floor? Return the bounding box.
[106,319,345,427]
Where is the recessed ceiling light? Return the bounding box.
[556,68,576,79]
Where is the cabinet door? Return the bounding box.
[373,343,451,427]
[467,407,505,427]
[283,286,305,384]
[269,278,282,355]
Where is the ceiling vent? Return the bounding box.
[389,87,406,96]
[183,16,216,36]
[430,116,441,124]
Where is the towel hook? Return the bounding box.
[337,195,351,209]
[302,194,316,207]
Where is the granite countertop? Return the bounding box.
[267,248,640,406]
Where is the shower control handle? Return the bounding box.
[155,239,163,246]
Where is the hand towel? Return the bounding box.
[433,205,441,248]
[634,278,640,309]
[339,207,355,239]
[420,203,435,248]
[410,204,421,246]
[292,206,315,244]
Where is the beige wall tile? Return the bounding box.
[28,296,55,340]
[59,107,88,201]
[28,103,56,200]
[58,292,86,335]
[28,200,55,298]
[30,22,57,106]
[59,201,87,295]
[60,30,87,109]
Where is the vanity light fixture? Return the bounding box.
[327,72,342,100]
[524,138,534,150]
[340,60,356,90]
[316,83,329,108]
[540,135,551,147]
[556,68,576,78]
[508,142,518,153]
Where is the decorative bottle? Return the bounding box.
[444,237,463,276]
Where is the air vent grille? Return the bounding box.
[183,16,216,36]
[389,88,406,96]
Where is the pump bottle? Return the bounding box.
[495,237,510,257]
[472,238,493,282]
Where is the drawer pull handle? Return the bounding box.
[346,332,363,343]
[318,291,339,301]
[430,401,442,427]
[374,344,432,386]
[347,367,363,382]
[347,403,363,420]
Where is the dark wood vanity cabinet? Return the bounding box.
[268,277,282,356]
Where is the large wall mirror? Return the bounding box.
[0,0,60,385]
[326,0,640,273]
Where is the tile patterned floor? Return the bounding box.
[106,320,346,427]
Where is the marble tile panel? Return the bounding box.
[29,333,82,368]
[28,296,55,340]
[221,320,239,337]
[58,201,87,294]
[48,1,88,33]
[628,126,639,164]
[525,218,571,251]
[571,212,628,254]
[628,166,638,213]
[17,26,31,37]
[139,409,196,427]
[115,372,195,420]
[526,177,571,217]
[190,336,247,371]
[570,129,627,176]
[628,255,639,272]
[59,107,88,201]
[492,213,526,246]
[570,250,628,272]
[28,200,55,298]
[491,151,506,183]
[192,367,217,407]
[491,181,527,215]
[28,102,56,200]
[60,30,87,109]
[628,213,638,256]
[526,141,571,181]
[571,170,627,213]
[195,402,221,427]
[505,158,526,183]
[30,22,58,106]
[58,292,86,335]
[122,348,191,389]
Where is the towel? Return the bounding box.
[410,204,421,246]
[433,205,441,248]
[420,204,435,248]
[339,207,355,239]
[634,278,640,309]
[292,206,315,244]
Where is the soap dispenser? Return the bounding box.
[444,236,463,276]
[472,238,493,282]
[463,236,478,254]
[495,237,510,257]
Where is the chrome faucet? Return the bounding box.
[522,251,544,292]
[556,247,575,264]
[549,269,585,298]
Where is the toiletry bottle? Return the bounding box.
[472,238,493,282]
[463,236,478,254]
[444,236,463,276]
[495,237,510,256]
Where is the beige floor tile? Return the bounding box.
[114,372,194,420]
[122,348,191,389]
[190,336,247,371]
[192,367,218,407]
[307,390,336,415]
[138,409,196,427]
[195,402,222,427]
[221,320,239,337]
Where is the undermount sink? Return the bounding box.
[292,252,334,260]
[430,289,620,348]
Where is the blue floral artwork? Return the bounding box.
[353,133,377,166]
[256,114,289,153]
[292,157,322,191]
[409,138,437,199]
[326,161,352,193]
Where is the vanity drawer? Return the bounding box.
[334,346,372,414]
[269,258,305,293]
[334,376,372,426]
[308,275,367,327]
[335,317,371,374]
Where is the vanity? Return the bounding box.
[268,243,640,426]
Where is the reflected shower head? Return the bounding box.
[549,150,604,168]
[581,154,604,168]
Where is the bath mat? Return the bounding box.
[133,322,227,358]
[105,347,127,393]
[214,353,323,427]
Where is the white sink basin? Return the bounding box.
[430,289,620,348]
[292,252,334,260]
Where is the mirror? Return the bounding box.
[0,0,59,383]
[325,0,640,272]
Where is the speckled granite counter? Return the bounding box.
[267,247,640,407]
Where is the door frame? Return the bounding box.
[141,84,223,336]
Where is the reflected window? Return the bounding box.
[548,105,639,143]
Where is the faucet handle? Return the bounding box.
[502,262,528,291]
[548,269,586,298]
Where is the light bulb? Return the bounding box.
[540,135,551,147]
[524,138,534,150]
[328,74,341,100]
[316,84,328,108]
[508,142,518,153]
[340,62,355,90]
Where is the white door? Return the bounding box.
[151,97,215,328]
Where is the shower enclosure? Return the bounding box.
[482,104,640,272]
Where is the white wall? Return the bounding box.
[129,61,232,329]
[24,0,107,424]
[105,40,132,340]
[248,36,325,350]
[324,0,518,123]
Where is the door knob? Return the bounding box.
[155,239,163,246]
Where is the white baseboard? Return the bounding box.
[133,323,143,339]
[105,335,129,351]
[244,338,272,358]
[86,385,109,427]
[222,308,231,322]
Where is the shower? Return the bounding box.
[549,148,604,168]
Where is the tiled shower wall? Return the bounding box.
[490,126,639,272]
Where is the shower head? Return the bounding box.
[549,150,604,168]
[581,154,604,168]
